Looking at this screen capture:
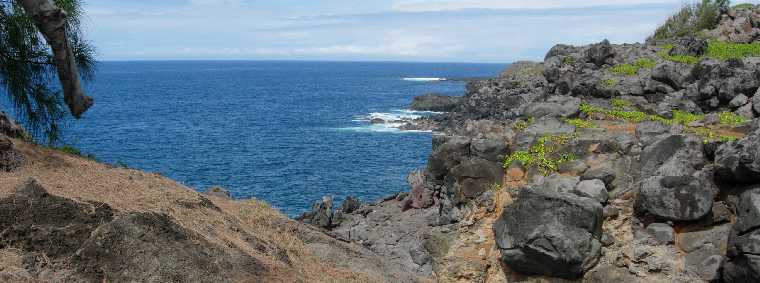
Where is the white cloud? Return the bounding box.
[392,0,681,11]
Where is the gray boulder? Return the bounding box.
[523,96,581,118]
[646,223,675,245]
[493,184,603,279]
[409,93,461,112]
[652,61,694,90]
[634,176,714,221]
[445,158,504,204]
[723,187,760,282]
[204,186,232,199]
[297,196,334,228]
[585,39,614,67]
[574,179,608,204]
[715,123,760,183]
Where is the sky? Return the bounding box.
[81,0,758,63]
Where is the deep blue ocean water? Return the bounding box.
[55,61,505,216]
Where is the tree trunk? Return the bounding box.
[17,0,93,118]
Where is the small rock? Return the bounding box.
[582,166,616,188]
[645,223,674,245]
[558,160,588,175]
[603,205,619,219]
[601,232,615,246]
[340,196,362,214]
[204,186,232,199]
[730,94,749,108]
[573,179,608,204]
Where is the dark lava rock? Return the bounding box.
[645,223,674,245]
[715,123,760,184]
[723,187,760,282]
[523,95,581,118]
[445,158,504,204]
[585,39,615,67]
[0,111,28,139]
[407,170,434,209]
[340,196,362,214]
[669,36,708,57]
[0,178,115,259]
[634,176,714,221]
[0,135,24,172]
[205,186,232,199]
[493,183,603,279]
[297,196,334,228]
[409,93,461,112]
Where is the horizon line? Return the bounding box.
[96,58,513,65]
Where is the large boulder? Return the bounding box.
[409,94,461,112]
[444,157,504,204]
[522,96,581,118]
[634,176,714,221]
[669,37,707,57]
[297,196,334,228]
[723,187,760,282]
[585,39,615,67]
[715,123,760,184]
[493,183,603,279]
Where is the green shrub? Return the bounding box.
[732,3,755,9]
[707,40,760,60]
[672,110,705,126]
[514,117,535,130]
[503,134,577,175]
[650,0,729,42]
[565,118,595,129]
[610,64,639,76]
[719,111,748,126]
[611,98,632,110]
[562,56,575,65]
[634,58,658,69]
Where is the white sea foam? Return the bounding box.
[339,109,436,133]
[402,77,446,82]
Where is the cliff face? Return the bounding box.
[298,5,760,283]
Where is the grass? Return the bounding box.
[719,111,748,126]
[732,3,755,9]
[56,145,97,160]
[649,0,728,42]
[504,134,578,175]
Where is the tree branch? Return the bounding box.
[16,0,92,118]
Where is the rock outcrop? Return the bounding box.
[409,93,461,112]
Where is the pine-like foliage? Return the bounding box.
[0,0,95,143]
[649,0,730,42]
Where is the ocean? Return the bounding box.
[60,61,506,216]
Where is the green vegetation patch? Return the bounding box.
[611,98,632,110]
[562,56,575,65]
[514,117,535,130]
[707,40,760,60]
[658,44,702,64]
[602,79,618,87]
[565,118,596,129]
[610,64,639,76]
[504,134,578,175]
[732,3,755,9]
[719,111,748,126]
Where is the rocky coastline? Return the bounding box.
[6,4,760,283]
[297,5,760,282]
